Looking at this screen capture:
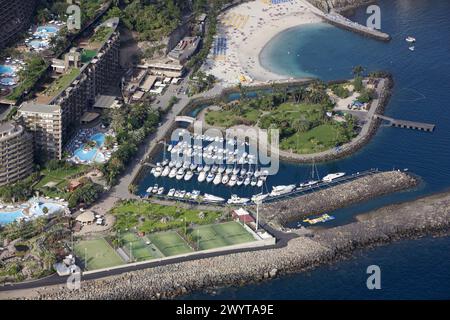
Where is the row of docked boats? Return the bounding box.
[151,161,269,188]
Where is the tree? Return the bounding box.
[352,65,365,77]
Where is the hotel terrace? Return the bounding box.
[18,18,121,161]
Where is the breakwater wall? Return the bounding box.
[259,170,418,226]
[14,188,449,300]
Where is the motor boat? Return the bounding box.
[322,172,345,183]
[227,194,250,205]
[167,188,176,197]
[198,171,206,183]
[162,160,169,166]
[153,166,163,178]
[270,184,296,197]
[206,172,215,183]
[176,168,185,180]
[218,165,226,173]
[221,174,230,185]
[256,178,264,188]
[406,36,416,43]
[191,190,200,200]
[244,177,251,186]
[409,46,415,51]
[213,173,222,185]
[146,186,153,193]
[237,176,244,186]
[232,166,240,175]
[228,175,238,187]
[203,164,211,172]
[151,184,159,194]
[157,187,165,195]
[203,193,225,203]
[184,170,194,181]
[175,161,183,169]
[178,190,186,198]
[250,177,257,187]
[298,180,319,189]
[168,161,176,168]
[190,163,198,171]
[169,167,177,178]
[225,165,233,174]
[161,166,170,177]
[251,193,269,203]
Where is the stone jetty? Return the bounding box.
[260,171,418,226]
[4,185,450,300]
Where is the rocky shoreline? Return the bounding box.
[260,170,417,226]
[5,177,449,300]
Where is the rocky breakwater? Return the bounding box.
[306,0,376,13]
[22,188,450,300]
[259,171,418,227]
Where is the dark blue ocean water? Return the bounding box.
[182,0,450,299]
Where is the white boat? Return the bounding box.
[167,188,176,197]
[151,184,159,194]
[409,46,415,51]
[211,165,219,173]
[203,164,211,172]
[184,170,194,181]
[256,178,264,188]
[250,177,257,187]
[162,160,169,166]
[153,166,163,178]
[204,172,213,182]
[157,187,165,195]
[240,167,247,176]
[175,161,182,169]
[168,167,177,178]
[197,165,204,172]
[191,190,200,200]
[228,175,238,187]
[161,166,170,177]
[237,177,244,186]
[270,184,296,197]
[213,173,222,185]
[251,193,269,203]
[183,162,190,169]
[232,166,240,175]
[244,177,251,186]
[322,172,346,183]
[146,186,153,193]
[198,171,206,183]
[221,174,230,185]
[176,168,185,180]
[204,193,225,203]
[179,190,186,198]
[225,165,233,174]
[406,36,416,43]
[190,163,198,171]
[227,194,250,205]
[218,165,226,173]
[168,161,175,168]
[298,180,319,189]
[167,145,173,152]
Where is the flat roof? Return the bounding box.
[20,102,61,114]
[0,122,15,134]
[94,95,117,108]
[140,75,157,91]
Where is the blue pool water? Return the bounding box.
[29,202,64,216]
[0,77,15,86]
[180,0,450,299]
[36,25,59,34]
[28,40,48,49]
[0,210,24,225]
[73,133,106,163]
[0,65,13,75]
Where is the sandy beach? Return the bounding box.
[202,0,322,86]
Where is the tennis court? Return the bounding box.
[120,232,163,261]
[191,221,256,250]
[74,238,124,270]
[147,231,193,257]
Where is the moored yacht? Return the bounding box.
[184,170,194,181]
[176,168,185,180]
[206,172,215,183]
[406,36,416,43]
[221,174,230,185]
[198,171,206,183]
[167,188,176,197]
[237,176,244,186]
[228,175,238,187]
[204,193,225,203]
[270,184,296,197]
[161,166,170,177]
[213,173,222,185]
[322,172,345,183]
[251,193,269,203]
[168,167,177,178]
[153,166,163,178]
[227,194,250,205]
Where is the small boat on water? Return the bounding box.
[184,170,194,181]
[168,161,175,168]
[168,167,177,178]
[204,164,211,172]
[190,163,198,171]
[409,46,415,51]
[232,166,240,175]
[256,178,264,188]
[237,176,244,186]
[204,193,225,203]
[146,186,153,193]
[167,188,176,197]
[161,166,170,177]
[157,187,165,195]
[227,194,250,205]
[206,172,214,183]
[406,36,416,43]
[175,161,183,169]
[298,180,319,189]
[178,190,186,198]
[176,168,185,180]
[251,193,269,203]
[198,171,206,183]
[162,160,169,167]
[213,173,222,185]
[228,175,238,187]
[244,177,251,186]
[151,184,159,194]
[322,172,345,183]
[303,214,335,225]
[191,190,200,200]
[218,165,226,173]
[225,165,233,174]
[250,177,257,187]
[270,184,296,197]
[221,174,230,185]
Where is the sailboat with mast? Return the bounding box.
[298,161,320,190]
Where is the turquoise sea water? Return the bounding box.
[183,0,450,299]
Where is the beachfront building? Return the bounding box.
[18,18,121,161]
[0,121,34,186]
[0,0,36,49]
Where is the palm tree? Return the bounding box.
[352,65,365,77]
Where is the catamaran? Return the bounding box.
[168,167,177,178]
[322,172,345,183]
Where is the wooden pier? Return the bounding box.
[374,115,435,132]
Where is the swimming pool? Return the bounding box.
[0,77,16,86]
[37,25,59,34]
[0,65,13,76]
[74,147,98,162]
[91,133,106,147]
[28,39,49,49]
[29,202,64,216]
[0,210,24,225]
[73,132,107,163]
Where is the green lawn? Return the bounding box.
[44,68,80,97]
[147,231,193,257]
[190,221,255,250]
[120,232,163,261]
[205,107,261,127]
[74,238,124,270]
[280,124,347,154]
[81,49,97,63]
[34,165,88,198]
[111,201,222,233]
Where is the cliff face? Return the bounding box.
[306,0,375,12]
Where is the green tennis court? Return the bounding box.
[147,231,193,257]
[74,238,124,270]
[120,232,163,261]
[191,221,256,250]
